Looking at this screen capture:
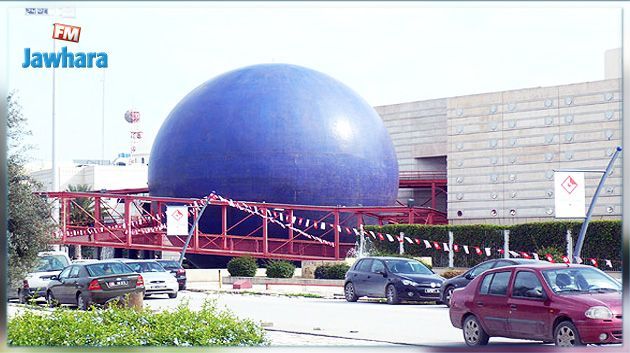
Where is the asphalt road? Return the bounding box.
[144,291,542,347]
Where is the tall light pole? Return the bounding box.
[101,71,105,161]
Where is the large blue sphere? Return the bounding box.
[149,64,398,207]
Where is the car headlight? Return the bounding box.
[401,279,417,286]
[585,306,613,320]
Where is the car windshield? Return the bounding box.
[127,262,166,273]
[385,259,433,275]
[158,260,179,269]
[542,267,621,294]
[86,262,134,277]
[35,255,70,272]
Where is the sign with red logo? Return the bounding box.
[52,23,81,43]
[554,172,585,218]
[167,205,188,235]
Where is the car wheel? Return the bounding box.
[168,292,177,299]
[554,321,582,347]
[444,286,455,307]
[77,293,90,311]
[46,291,59,308]
[385,284,400,305]
[463,315,490,346]
[344,282,358,302]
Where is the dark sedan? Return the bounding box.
[344,257,445,304]
[440,258,539,307]
[449,263,622,347]
[156,259,187,290]
[46,261,144,310]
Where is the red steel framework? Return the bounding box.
[41,188,447,262]
[398,170,447,210]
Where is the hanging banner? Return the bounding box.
[167,205,189,236]
[554,172,585,218]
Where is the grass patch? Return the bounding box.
[8,300,268,347]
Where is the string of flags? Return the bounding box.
[56,193,620,269]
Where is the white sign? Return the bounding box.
[554,172,585,218]
[167,205,189,235]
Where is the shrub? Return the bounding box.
[265,260,295,278]
[314,264,350,279]
[227,256,257,277]
[8,300,268,346]
[441,269,464,279]
[366,220,622,270]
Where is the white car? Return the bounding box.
[17,251,71,303]
[119,259,178,298]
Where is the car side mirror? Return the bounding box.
[50,275,59,281]
[465,273,474,280]
[378,270,387,277]
[526,288,545,299]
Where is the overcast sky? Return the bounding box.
[6,3,622,165]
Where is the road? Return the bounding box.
[144,291,541,347]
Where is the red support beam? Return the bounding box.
[221,205,227,249]
[334,211,340,260]
[124,199,132,246]
[262,207,268,256]
[288,209,294,254]
[431,182,436,209]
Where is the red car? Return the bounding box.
[449,263,622,347]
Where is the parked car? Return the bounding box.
[46,260,144,310]
[156,259,187,290]
[449,263,622,347]
[441,258,539,307]
[119,260,179,298]
[13,251,72,303]
[344,256,445,304]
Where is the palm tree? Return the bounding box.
[67,184,94,227]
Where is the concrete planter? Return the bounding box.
[225,276,344,287]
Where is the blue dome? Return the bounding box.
[149,64,398,207]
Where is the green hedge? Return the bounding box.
[366,220,621,270]
[265,260,295,278]
[8,301,267,346]
[314,264,350,279]
[227,256,258,277]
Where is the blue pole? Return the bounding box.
[572,146,622,262]
[178,197,210,266]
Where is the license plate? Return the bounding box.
[425,288,440,294]
[109,280,128,287]
[152,285,166,289]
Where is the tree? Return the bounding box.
[7,92,54,287]
[67,184,94,226]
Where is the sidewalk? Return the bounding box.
[186,281,345,299]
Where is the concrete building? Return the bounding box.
[377,77,622,225]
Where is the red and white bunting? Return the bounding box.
[463,245,469,254]
[561,256,570,264]
[474,247,482,255]
[484,248,491,257]
[442,243,449,252]
[606,260,613,268]
[423,240,431,249]
[453,244,459,252]
[590,258,598,267]
[405,237,413,244]
[433,242,441,250]
[545,254,555,263]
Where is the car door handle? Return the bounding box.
[510,304,517,310]
[367,276,371,279]
[476,302,484,307]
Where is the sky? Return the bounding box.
[6,2,622,166]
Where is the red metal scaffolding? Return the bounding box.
[41,189,447,261]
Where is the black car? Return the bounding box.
[344,257,445,305]
[156,259,187,290]
[46,261,145,310]
[440,258,539,306]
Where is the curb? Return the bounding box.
[185,287,343,300]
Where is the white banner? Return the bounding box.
[554,172,585,218]
[167,205,189,236]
